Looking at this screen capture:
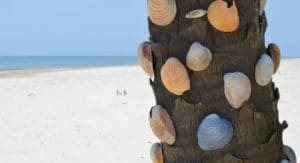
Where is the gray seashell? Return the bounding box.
[197,113,233,151]
[186,42,212,71]
[281,159,290,163]
[186,9,207,19]
[150,143,164,163]
[284,145,297,163]
[255,54,274,86]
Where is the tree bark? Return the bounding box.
[147,0,290,162]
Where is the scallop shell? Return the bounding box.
[197,113,233,151]
[149,105,176,145]
[268,43,281,72]
[148,0,177,26]
[255,54,274,86]
[137,41,154,78]
[224,72,252,109]
[260,0,267,15]
[161,57,190,95]
[186,42,212,71]
[284,145,297,163]
[150,143,164,163]
[207,0,239,32]
[186,9,207,19]
[281,160,290,163]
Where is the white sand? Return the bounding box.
[0,59,299,162]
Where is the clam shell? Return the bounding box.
[149,105,176,145]
[207,0,239,32]
[150,143,164,163]
[148,0,177,26]
[137,41,154,78]
[161,57,190,95]
[268,43,281,72]
[186,9,207,19]
[260,0,267,15]
[281,160,290,163]
[186,42,212,71]
[284,145,297,163]
[197,113,233,151]
[255,54,274,86]
[224,72,252,109]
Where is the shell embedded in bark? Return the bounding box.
[148,0,177,26]
[186,42,212,71]
[150,143,164,163]
[149,105,176,145]
[260,0,267,15]
[281,160,290,163]
[137,41,154,78]
[284,145,297,163]
[161,57,190,95]
[186,9,207,19]
[268,43,281,72]
[224,72,252,109]
[207,0,239,32]
[255,54,274,86]
[197,113,233,151]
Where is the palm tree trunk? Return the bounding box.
[146,0,294,162]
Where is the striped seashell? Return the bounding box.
[186,42,212,71]
[148,0,177,26]
[186,9,207,19]
[137,41,154,78]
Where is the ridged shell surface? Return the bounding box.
[150,143,164,163]
[161,57,190,95]
[197,113,233,151]
[149,105,176,145]
[255,54,274,86]
[186,9,207,19]
[268,43,281,72]
[186,42,212,71]
[148,0,177,26]
[137,41,154,78]
[224,72,252,109]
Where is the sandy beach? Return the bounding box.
[0,59,299,162]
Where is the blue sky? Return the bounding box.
[0,0,299,57]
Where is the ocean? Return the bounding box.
[0,56,137,70]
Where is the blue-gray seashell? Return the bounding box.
[197,113,233,151]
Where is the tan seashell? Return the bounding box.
[186,9,207,19]
[224,72,252,109]
[149,105,176,145]
[207,0,239,32]
[137,41,154,78]
[255,54,274,86]
[260,0,267,15]
[148,0,177,26]
[268,43,281,72]
[186,42,212,71]
[284,145,297,163]
[150,143,164,163]
[161,57,190,95]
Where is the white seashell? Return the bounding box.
[148,0,177,26]
[149,105,176,145]
[137,41,154,78]
[224,72,252,109]
[255,54,274,86]
[281,159,290,163]
[186,9,207,19]
[186,42,212,71]
[260,0,267,15]
[284,145,297,163]
[197,113,233,151]
[150,143,164,163]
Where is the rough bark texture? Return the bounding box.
[148,0,288,162]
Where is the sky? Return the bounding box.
[0,0,299,57]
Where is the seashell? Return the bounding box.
[224,72,251,109]
[267,43,281,72]
[207,0,239,32]
[137,41,154,78]
[150,143,164,163]
[149,105,176,145]
[255,54,274,86]
[281,160,290,163]
[197,113,233,151]
[148,0,177,26]
[161,57,190,95]
[260,0,267,15]
[186,9,207,19]
[284,145,297,163]
[186,42,212,71]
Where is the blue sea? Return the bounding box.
[0,56,137,70]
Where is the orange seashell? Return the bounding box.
[267,43,281,72]
[207,0,239,32]
[148,0,177,26]
[260,0,267,15]
[137,41,154,78]
[150,143,164,163]
[149,105,176,145]
[161,57,190,95]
